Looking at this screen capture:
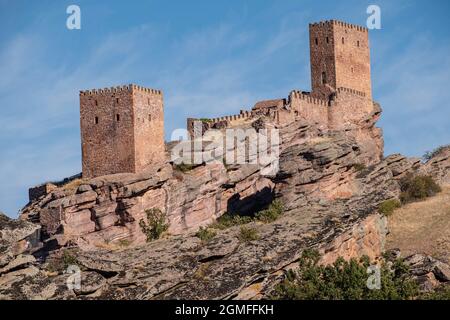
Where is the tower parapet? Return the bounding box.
[309,19,372,100]
[80,84,165,178]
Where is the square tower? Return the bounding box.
[309,20,372,100]
[80,84,165,178]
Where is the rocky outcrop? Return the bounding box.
[420,147,450,185]
[0,212,43,298]
[19,111,448,252]
[6,135,448,299]
[1,195,389,300]
[6,99,448,300]
[385,250,450,293]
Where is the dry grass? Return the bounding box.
[308,136,333,145]
[386,185,450,263]
[61,178,85,194]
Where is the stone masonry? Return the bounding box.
[80,84,165,178]
[187,20,381,164]
[82,20,377,178]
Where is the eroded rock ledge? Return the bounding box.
[2,111,449,299]
[2,136,448,299]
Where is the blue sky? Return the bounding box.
[0,0,449,217]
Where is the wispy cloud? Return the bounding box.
[375,30,450,157]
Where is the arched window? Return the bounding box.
[321,72,327,84]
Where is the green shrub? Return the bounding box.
[423,145,450,161]
[118,239,131,247]
[353,163,367,172]
[271,250,418,300]
[378,199,402,216]
[210,200,284,230]
[195,227,217,242]
[62,250,78,267]
[46,250,78,273]
[255,200,284,223]
[399,175,441,204]
[173,162,196,173]
[139,208,169,242]
[199,118,212,123]
[238,226,259,242]
[420,285,450,300]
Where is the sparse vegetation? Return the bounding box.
[195,227,217,242]
[62,178,85,194]
[255,200,284,223]
[420,285,450,300]
[210,214,253,230]
[46,250,79,273]
[238,226,259,242]
[118,239,131,247]
[399,174,441,204]
[199,118,212,123]
[210,200,284,230]
[173,162,197,173]
[271,250,418,300]
[423,144,450,161]
[378,199,402,216]
[139,208,169,242]
[352,163,367,172]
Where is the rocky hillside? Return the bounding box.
[1,113,449,299]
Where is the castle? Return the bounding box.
[79,19,381,178]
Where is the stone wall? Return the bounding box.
[29,183,57,203]
[132,86,165,171]
[80,85,164,178]
[309,20,371,100]
[289,90,329,128]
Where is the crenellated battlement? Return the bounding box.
[80,84,163,96]
[336,87,366,97]
[289,90,329,106]
[208,110,252,124]
[309,19,368,32]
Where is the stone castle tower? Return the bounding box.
[79,84,165,178]
[309,20,372,100]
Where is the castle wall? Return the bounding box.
[80,85,165,178]
[187,111,252,138]
[309,22,336,99]
[329,87,374,129]
[333,21,372,99]
[80,86,136,178]
[289,91,329,128]
[132,86,165,171]
[309,20,372,99]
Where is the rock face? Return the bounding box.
[20,113,387,250]
[18,109,448,251]
[3,104,449,299]
[420,147,450,185]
